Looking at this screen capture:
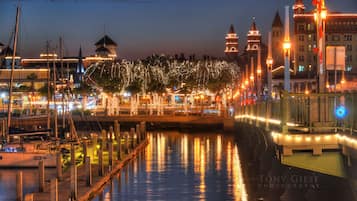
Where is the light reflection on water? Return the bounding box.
[92,131,247,201]
[0,169,56,201]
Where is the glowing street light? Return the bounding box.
[313,0,327,93]
[283,6,291,92]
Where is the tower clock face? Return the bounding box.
[253,44,258,50]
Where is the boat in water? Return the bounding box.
[0,139,57,168]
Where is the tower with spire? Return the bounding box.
[246,18,262,52]
[74,47,85,87]
[293,0,306,14]
[271,11,284,67]
[224,24,239,61]
[95,35,118,58]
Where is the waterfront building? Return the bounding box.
[224,24,239,61]
[293,0,357,81]
[94,35,118,58]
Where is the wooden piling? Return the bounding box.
[70,143,75,166]
[98,143,104,176]
[56,152,62,181]
[101,129,107,147]
[109,126,114,141]
[38,160,45,192]
[70,165,78,200]
[140,121,146,139]
[83,142,87,163]
[117,137,121,160]
[108,141,113,170]
[16,171,23,201]
[50,178,58,201]
[130,128,135,149]
[93,135,98,156]
[136,124,140,144]
[85,156,92,187]
[114,121,120,140]
[125,132,129,154]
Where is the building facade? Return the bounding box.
[293,0,357,80]
[224,24,239,61]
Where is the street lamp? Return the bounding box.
[266,32,273,99]
[283,5,291,92]
[314,0,327,93]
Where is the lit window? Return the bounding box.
[347,66,352,72]
[298,65,305,72]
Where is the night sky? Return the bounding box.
[0,0,356,59]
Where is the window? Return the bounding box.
[308,45,312,52]
[347,55,353,62]
[347,66,352,72]
[298,35,305,41]
[307,24,312,31]
[308,34,312,41]
[299,45,305,52]
[298,24,305,32]
[298,55,305,62]
[344,34,352,41]
[347,44,352,51]
[298,65,305,72]
[332,35,340,41]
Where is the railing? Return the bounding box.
[235,91,357,135]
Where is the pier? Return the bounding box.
[14,121,149,201]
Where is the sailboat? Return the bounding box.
[0,5,57,168]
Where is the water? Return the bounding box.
[92,131,355,201]
[92,132,247,201]
[0,169,56,201]
[0,131,354,201]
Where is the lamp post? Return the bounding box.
[314,0,327,93]
[266,32,273,99]
[283,5,291,92]
[257,47,262,99]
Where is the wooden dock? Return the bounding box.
[30,139,147,201]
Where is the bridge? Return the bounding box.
[235,91,357,178]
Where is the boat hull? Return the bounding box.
[0,152,57,168]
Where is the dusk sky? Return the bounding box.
[0,0,356,59]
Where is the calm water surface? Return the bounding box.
[93,132,247,201]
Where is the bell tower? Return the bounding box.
[293,0,306,14]
[225,24,239,60]
[246,18,261,52]
[272,11,284,66]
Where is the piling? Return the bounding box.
[98,142,104,176]
[114,121,120,140]
[85,156,92,187]
[101,129,107,147]
[130,128,135,149]
[109,126,114,141]
[70,143,75,166]
[50,178,58,201]
[125,132,129,154]
[16,171,23,201]
[38,160,45,192]
[93,135,98,156]
[56,152,62,181]
[70,165,78,200]
[136,124,140,144]
[108,141,113,170]
[83,142,87,163]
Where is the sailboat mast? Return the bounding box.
[46,41,51,129]
[53,51,58,138]
[60,37,65,129]
[7,6,20,136]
